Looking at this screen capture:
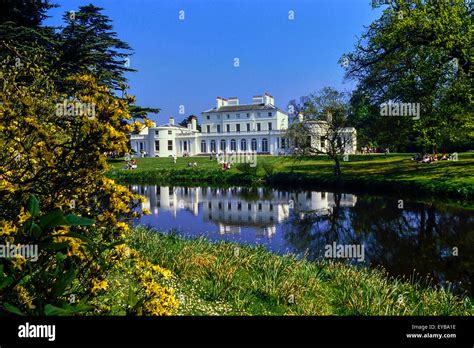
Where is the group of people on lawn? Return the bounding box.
[411,153,455,163]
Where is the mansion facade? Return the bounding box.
[129,93,356,157]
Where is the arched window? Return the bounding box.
[201,140,207,153]
[262,138,268,152]
[220,139,226,152]
[251,138,257,151]
[241,139,247,151]
[230,139,236,151]
[210,140,216,152]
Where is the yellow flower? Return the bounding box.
[11,256,26,270]
[0,221,18,236]
[17,207,31,225]
[142,208,151,215]
[91,279,108,294]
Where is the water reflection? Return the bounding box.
[130,185,473,295]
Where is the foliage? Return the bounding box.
[58,4,135,91]
[285,87,354,175]
[344,0,473,152]
[128,227,473,315]
[0,54,176,315]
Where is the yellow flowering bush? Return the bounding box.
[0,53,175,315]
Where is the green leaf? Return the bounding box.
[3,303,25,316]
[30,222,42,238]
[51,268,78,298]
[27,194,39,217]
[64,214,96,226]
[39,209,68,230]
[41,242,69,251]
[55,252,67,262]
[0,276,13,289]
[44,303,92,316]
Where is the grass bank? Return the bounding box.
[104,226,473,315]
[106,153,474,199]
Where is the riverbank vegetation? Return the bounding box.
[101,226,472,315]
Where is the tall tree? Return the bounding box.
[285,87,356,176]
[344,0,473,153]
[0,0,58,64]
[58,4,135,91]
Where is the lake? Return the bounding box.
[130,184,473,295]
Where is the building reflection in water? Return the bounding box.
[130,185,357,238]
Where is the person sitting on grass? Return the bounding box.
[192,161,197,167]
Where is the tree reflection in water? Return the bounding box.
[282,193,473,295]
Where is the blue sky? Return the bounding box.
[46,0,383,124]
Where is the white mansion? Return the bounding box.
[129,93,357,157]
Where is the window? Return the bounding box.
[257,112,261,117]
[168,130,172,135]
[281,138,286,149]
[210,140,216,152]
[269,204,273,211]
[168,140,173,151]
[236,113,240,118]
[248,203,251,210]
[220,139,226,151]
[258,203,262,211]
[268,112,272,117]
[155,130,159,135]
[237,202,242,210]
[155,140,160,151]
[226,124,230,133]
[320,136,326,149]
[236,124,240,132]
[246,113,250,118]
[201,140,207,153]
[262,138,268,152]
[230,139,236,151]
[241,139,247,151]
[268,122,272,131]
[217,125,221,133]
[227,114,230,118]
[206,125,210,133]
[251,138,257,151]
[257,123,261,131]
[246,123,250,132]
[206,115,210,120]
[183,141,187,151]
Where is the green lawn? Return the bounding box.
[101,226,473,316]
[107,153,474,199]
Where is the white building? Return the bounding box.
[129,93,357,157]
[129,93,290,157]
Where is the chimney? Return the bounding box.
[227,97,239,106]
[252,95,263,104]
[216,97,228,109]
[264,92,274,105]
[190,115,197,131]
[169,117,174,125]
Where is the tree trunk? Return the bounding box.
[333,156,341,176]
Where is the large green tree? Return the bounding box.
[58,4,135,91]
[344,0,473,153]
